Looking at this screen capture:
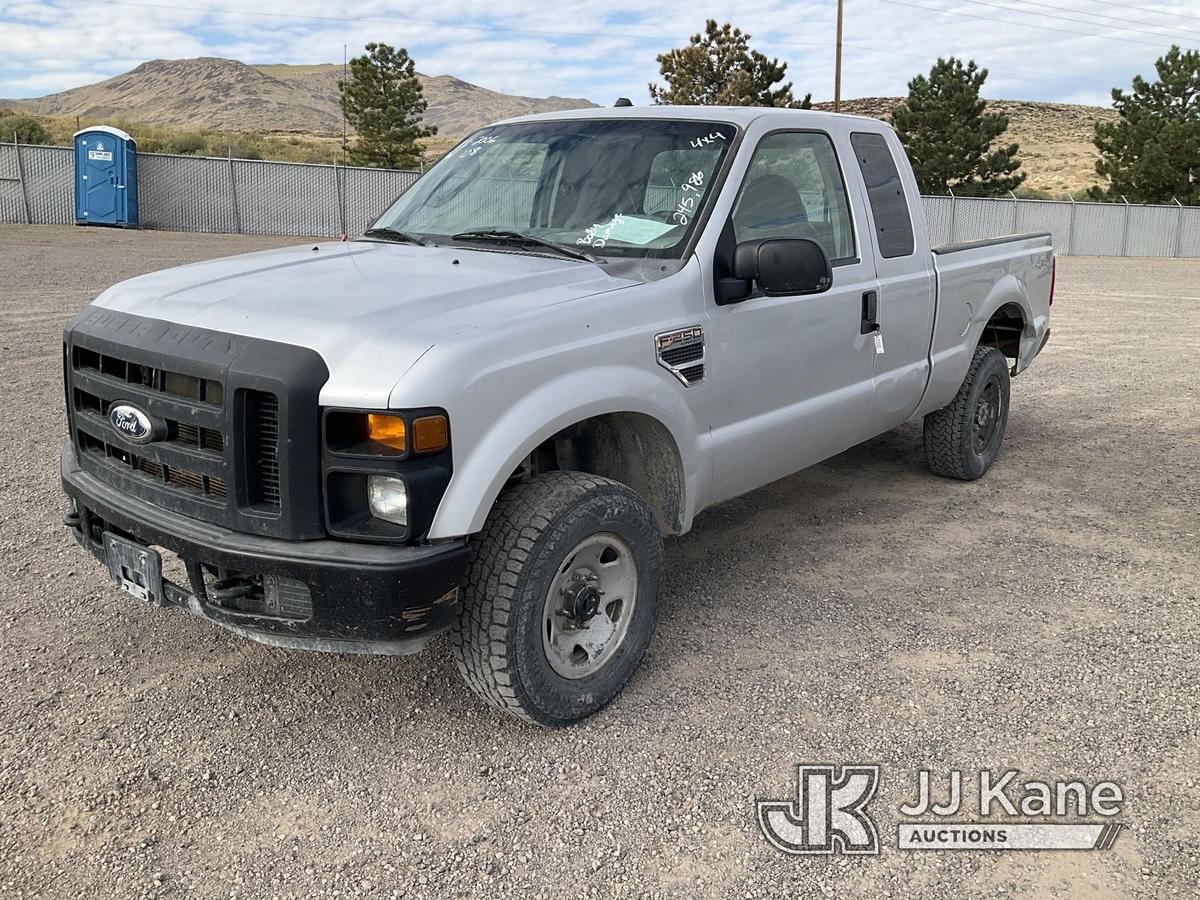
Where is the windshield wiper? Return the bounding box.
[450,229,599,264]
[362,226,436,247]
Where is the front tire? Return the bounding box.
[923,345,1011,480]
[451,472,663,727]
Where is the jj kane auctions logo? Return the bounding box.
[758,766,1125,854]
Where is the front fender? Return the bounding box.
[427,366,705,540]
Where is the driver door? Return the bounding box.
[705,130,879,504]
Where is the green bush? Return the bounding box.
[167,131,206,155]
[0,111,51,145]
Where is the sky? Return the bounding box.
[1,0,1198,106]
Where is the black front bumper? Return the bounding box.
[62,445,470,655]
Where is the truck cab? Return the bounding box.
[62,107,1052,725]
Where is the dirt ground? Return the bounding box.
[0,225,1196,899]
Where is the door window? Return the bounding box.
[731,132,856,263]
[849,131,915,258]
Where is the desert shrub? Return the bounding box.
[0,111,51,144]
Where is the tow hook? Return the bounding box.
[209,575,261,603]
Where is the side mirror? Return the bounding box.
[732,238,832,297]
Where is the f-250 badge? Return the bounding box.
[655,325,706,386]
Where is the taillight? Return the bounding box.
[1049,257,1056,306]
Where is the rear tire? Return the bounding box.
[923,345,1011,480]
[451,472,663,727]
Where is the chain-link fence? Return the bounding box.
[3,141,1200,256]
[922,194,1200,258]
[1,143,420,237]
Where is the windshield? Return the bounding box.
[369,119,738,260]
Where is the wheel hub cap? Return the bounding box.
[542,533,638,680]
[561,578,603,622]
[972,377,1002,453]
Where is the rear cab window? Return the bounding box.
[849,131,915,258]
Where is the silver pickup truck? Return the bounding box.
[62,106,1053,725]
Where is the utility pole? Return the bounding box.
[342,44,348,166]
[834,0,844,112]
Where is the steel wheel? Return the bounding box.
[923,345,1011,481]
[542,533,638,679]
[971,376,1003,454]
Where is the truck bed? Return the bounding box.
[920,232,1055,416]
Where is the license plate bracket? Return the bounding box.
[103,532,165,606]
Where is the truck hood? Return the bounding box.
[91,240,637,407]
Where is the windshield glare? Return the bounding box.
[371,119,737,259]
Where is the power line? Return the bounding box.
[873,0,1178,48]
[952,0,1199,44]
[1079,0,1200,26]
[1007,0,1200,39]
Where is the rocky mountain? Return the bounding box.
[3,60,1117,192]
[2,57,598,139]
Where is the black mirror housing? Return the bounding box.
[732,238,832,296]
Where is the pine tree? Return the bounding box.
[338,43,436,169]
[1089,45,1200,204]
[649,20,811,108]
[891,58,1024,196]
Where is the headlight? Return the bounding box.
[326,411,449,456]
[367,475,408,526]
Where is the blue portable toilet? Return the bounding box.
[74,126,139,227]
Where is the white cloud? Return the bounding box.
[0,0,1193,105]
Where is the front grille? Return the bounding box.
[176,423,224,452]
[244,390,281,509]
[69,347,292,524]
[69,347,235,511]
[66,309,326,540]
[79,430,228,499]
[73,386,226,458]
[74,346,224,406]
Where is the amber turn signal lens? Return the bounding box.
[366,413,406,450]
[412,415,449,453]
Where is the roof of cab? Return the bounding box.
[491,104,888,129]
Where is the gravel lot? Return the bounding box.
[0,225,1196,899]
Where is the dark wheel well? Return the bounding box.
[510,412,685,535]
[980,302,1026,361]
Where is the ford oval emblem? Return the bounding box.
[109,402,156,444]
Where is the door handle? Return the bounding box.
[861,290,879,334]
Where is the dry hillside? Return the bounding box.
[817,97,1117,195]
[3,58,1117,193]
[3,57,597,140]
